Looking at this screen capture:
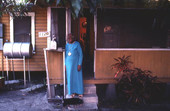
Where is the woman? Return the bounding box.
[65,33,83,98]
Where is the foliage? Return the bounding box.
[0,0,34,18]
[112,55,161,104]
[1,0,170,18]
[116,68,159,104]
[0,0,102,18]
[111,55,133,78]
[45,0,102,18]
[145,0,170,9]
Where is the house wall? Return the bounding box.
[0,7,47,71]
[95,50,170,79]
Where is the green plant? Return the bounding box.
[111,55,133,78]
[116,68,159,104]
[112,55,161,104]
[0,0,34,17]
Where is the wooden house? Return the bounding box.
[0,1,170,86]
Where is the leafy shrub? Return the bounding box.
[111,55,133,78]
[116,68,158,104]
[112,55,161,104]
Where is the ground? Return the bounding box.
[1,82,170,111]
[0,87,61,111]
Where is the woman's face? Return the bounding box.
[67,36,74,43]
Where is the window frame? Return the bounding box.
[10,12,35,52]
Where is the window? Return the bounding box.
[97,9,169,48]
[10,12,35,51]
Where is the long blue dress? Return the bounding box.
[65,41,83,95]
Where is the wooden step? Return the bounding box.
[66,85,98,110]
[84,84,96,94]
[83,94,98,103]
[68,102,98,110]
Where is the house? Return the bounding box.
[0,0,170,88]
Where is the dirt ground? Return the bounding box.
[0,81,65,111]
[1,82,170,111]
[0,89,60,111]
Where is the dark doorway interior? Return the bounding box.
[72,9,94,79]
[51,8,66,48]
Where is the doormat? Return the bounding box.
[63,98,83,106]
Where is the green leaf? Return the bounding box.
[46,0,50,3]
[71,0,82,17]
[56,0,61,5]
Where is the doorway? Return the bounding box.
[51,8,66,48]
[71,9,94,79]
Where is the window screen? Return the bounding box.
[14,16,31,42]
[97,9,169,48]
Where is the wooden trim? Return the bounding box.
[49,78,170,85]
[96,48,170,51]
[49,78,117,84]
[157,78,170,83]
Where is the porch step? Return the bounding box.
[84,84,96,94]
[67,84,98,110]
[83,94,98,103]
[68,102,98,110]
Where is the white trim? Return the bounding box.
[10,12,36,52]
[94,14,97,50]
[96,48,170,51]
[94,50,96,78]
[47,7,69,47]
[47,7,51,49]
[66,8,71,40]
[30,12,35,52]
[94,14,97,75]
[10,16,14,43]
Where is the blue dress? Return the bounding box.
[65,41,83,95]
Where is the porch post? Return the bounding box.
[94,14,97,50]
[44,49,51,99]
[23,56,26,87]
[6,56,9,80]
[65,8,71,98]
[94,14,97,76]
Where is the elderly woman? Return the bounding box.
[65,33,83,98]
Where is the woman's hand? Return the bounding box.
[78,65,81,71]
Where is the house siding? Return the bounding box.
[95,50,170,79]
[0,7,47,71]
